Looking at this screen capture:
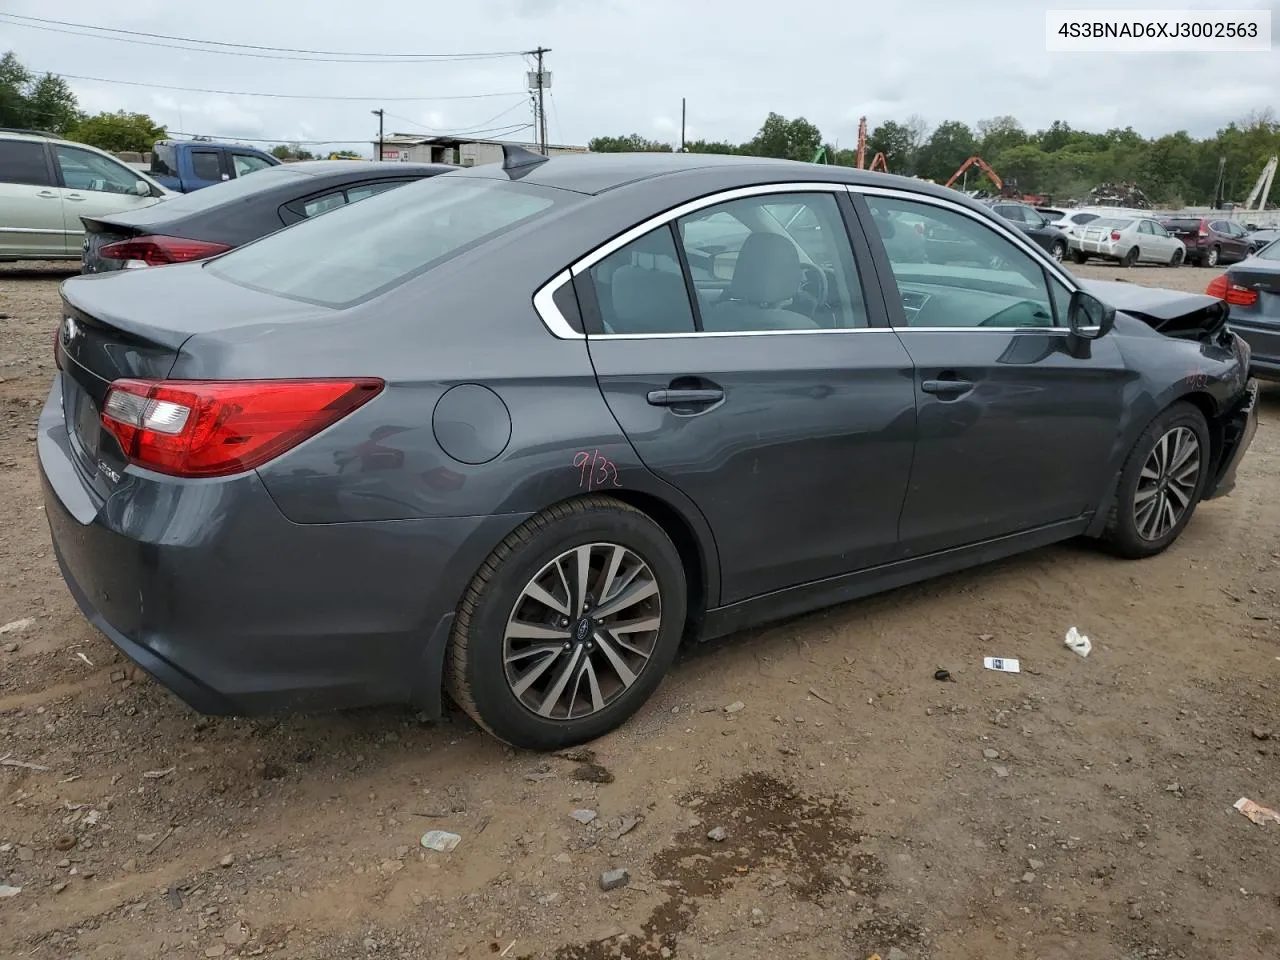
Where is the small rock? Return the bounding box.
[1028,859,1045,871]
[17,847,34,862]
[53,835,76,852]
[993,765,1010,778]
[1252,727,1272,741]
[1165,782,1181,793]
[706,826,728,842]
[223,921,250,946]
[569,809,598,825]
[572,763,614,784]
[52,881,68,894]
[110,670,127,683]
[983,748,1000,760]
[553,853,571,864]
[1022,872,1037,884]
[2,642,17,654]
[594,927,624,943]
[724,701,745,714]
[56,858,70,869]
[1129,903,1143,920]
[0,617,34,635]
[888,949,910,960]
[0,885,21,898]
[259,761,286,781]
[219,854,235,868]
[750,907,766,927]
[600,868,630,891]
[205,947,226,958]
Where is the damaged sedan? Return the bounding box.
[39,151,1258,750]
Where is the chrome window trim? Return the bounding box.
[531,270,582,339]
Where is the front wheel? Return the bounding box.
[1102,402,1211,559]
[1071,249,1089,264]
[1049,240,1065,262]
[446,496,687,750]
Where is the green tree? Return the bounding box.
[68,111,165,153]
[976,115,1027,157]
[271,143,317,160]
[745,112,823,161]
[916,120,977,183]
[683,139,740,155]
[328,150,361,159]
[0,51,32,128]
[22,71,82,134]
[865,120,915,173]
[588,133,672,152]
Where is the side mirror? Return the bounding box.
[1067,290,1116,339]
[134,180,152,197]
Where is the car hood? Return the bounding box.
[1077,277,1230,339]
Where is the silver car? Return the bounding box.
[1070,216,1187,267]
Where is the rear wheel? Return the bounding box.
[1071,250,1089,264]
[1049,240,1066,262]
[446,496,687,750]
[1102,402,1210,559]
[1121,246,1139,267]
[1206,245,1220,267]
[1168,248,1184,267]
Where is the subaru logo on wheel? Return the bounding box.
[575,618,591,641]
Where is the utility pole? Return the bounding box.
[529,46,551,154]
[371,108,384,161]
[680,98,686,152]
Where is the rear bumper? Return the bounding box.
[1203,380,1259,500]
[37,377,524,717]
[1229,320,1280,381]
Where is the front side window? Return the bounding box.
[0,140,52,186]
[231,153,273,177]
[208,176,563,307]
[865,195,1065,329]
[676,192,868,331]
[54,145,140,194]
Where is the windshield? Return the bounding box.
[207,175,565,307]
[1257,238,1280,261]
[1163,219,1202,230]
[1090,218,1132,230]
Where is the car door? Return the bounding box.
[1226,221,1252,261]
[51,144,159,253]
[228,151,275,180]
[1147,220,1178,260]
[0,138,66,258]
[188,149,227,189]
[855,188,1128,557]
[574,184,917,604]
[1135,220,1157,261]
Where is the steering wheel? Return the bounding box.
[792,264,830,319]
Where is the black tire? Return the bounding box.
[1121,246,1139,267]
[1102,402,1211,559]
[1050,240,1066,262]
[1168,248,1184,267]
[445,495,687,750]
[1071,249,1089,264]
[1206,245,1220,268]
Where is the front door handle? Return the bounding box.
[37,190,58,198]
[921,379,974,397]
[646,387,724,407]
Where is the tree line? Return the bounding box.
[591,110,1280,208]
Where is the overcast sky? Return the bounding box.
[3,0,1278,154]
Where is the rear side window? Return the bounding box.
[586,226,696,335]
[208,177,563,307]
[0,140,53,186]
[191,151,222,181]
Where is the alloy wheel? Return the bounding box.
[1133,426,1200,541]
[502,543,663,720]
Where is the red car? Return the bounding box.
[1160,217,1252,267]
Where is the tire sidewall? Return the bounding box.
[1051,240,1065,261]
[1111,404,1211,555]
[460,506,687,749]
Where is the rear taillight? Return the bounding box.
[1205,274,1258,306]
[1110,230,1121,241]
[98,235,232,267]
[100,378,384,478]
[1198,222,1209,237]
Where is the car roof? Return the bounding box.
[441,150,977,205]
[278,160,456,177]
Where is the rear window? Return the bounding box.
[1090,218,1132,230]
[1069,212,1099,225]
[150,166,308,215]
[206,176,564,307]
[150,143,177,177]
[1163,219,1202,231]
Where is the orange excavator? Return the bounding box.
[944,155,1047,204]
[813,117,889,170]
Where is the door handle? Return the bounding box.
[37,190,58,198]
[65,193,86,201]
[646,387,724,407]
[921,379,974,397]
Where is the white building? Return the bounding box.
[373,135,587,166]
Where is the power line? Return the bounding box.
[164,122,534,147]
[384,100,531,137]
[35,69,525,103]
[0,14,522,63]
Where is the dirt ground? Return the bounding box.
[1,259,1278,960]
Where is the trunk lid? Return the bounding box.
[56,265,333,496]
[81,217,142,274]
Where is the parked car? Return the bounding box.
[40,151,1258,749]
[1207,240,1280,381]
[81,160,456,272]
[983,199,1070,260]
[0,128,170,262]
[1041,208,1102,238]
[1160,217,1252,267]
[1245,227,1280,253]
[1070,216,1186,266]
[148,138,281,193]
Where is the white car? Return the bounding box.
[1039,207,1104,239]
[0,129,172,262]
[1069,216,1187,267]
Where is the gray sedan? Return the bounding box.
[39,151,1258,749]
[1213,238,1280,381]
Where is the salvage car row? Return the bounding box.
[37,149,1261,750]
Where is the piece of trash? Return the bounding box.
[933,668,953,682]
[0,885,21,898]
[569,809,597,825]
[0,756,51,771]
[599,868,630,891]
[724,700,745,714]
[420,830,461,852]
[983,657,1020,674]
[0,617,34,635]
[1234,797,1280,826]
[808,687,833,705]
[499,941,517,958]
[142,767,176,780]
[75,652,94,667]
[611,815,641,839]
[572,762,614,784]
[1064,627,1092,658]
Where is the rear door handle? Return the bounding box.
[646,387,724,407]
[37,190,58,198]
[65,194,86,202]
[921,379,974,397]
